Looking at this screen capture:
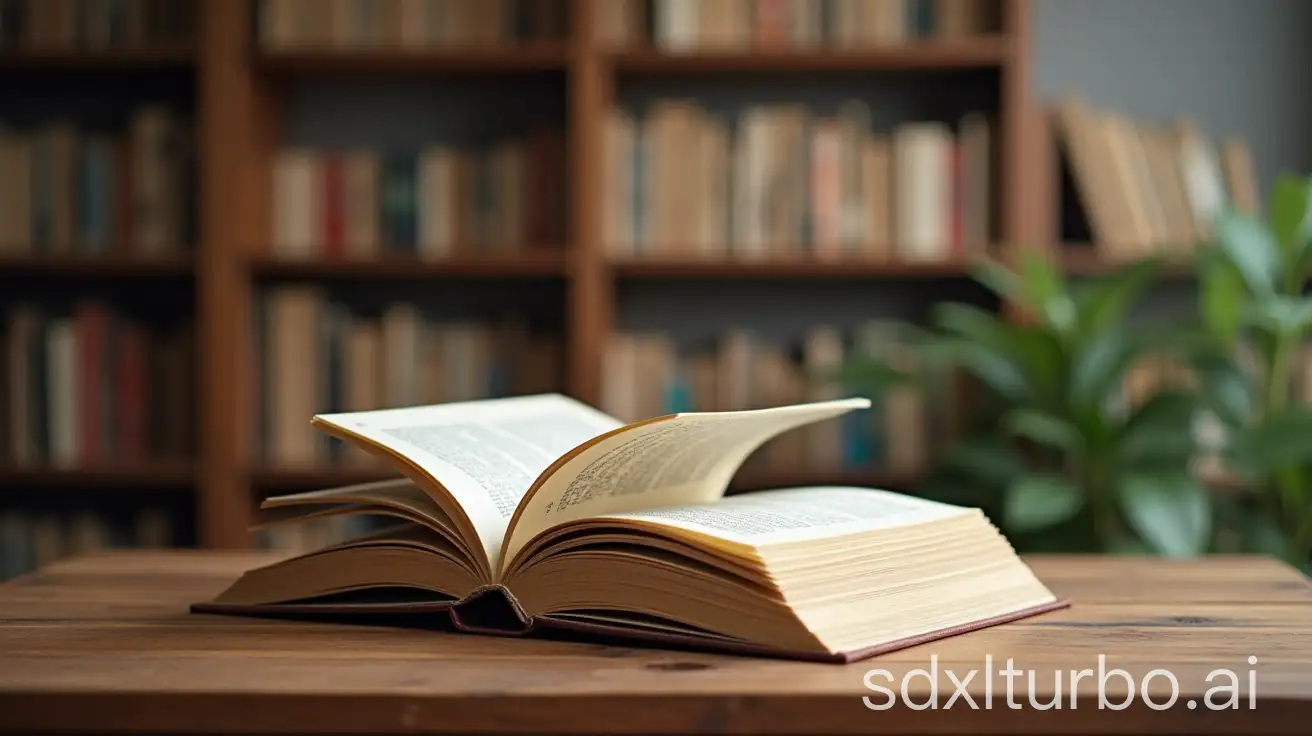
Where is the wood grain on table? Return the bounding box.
[0,552,1309,734]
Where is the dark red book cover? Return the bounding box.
[322,154,345,259]
[117,320,148,461]
[75,302,106,463]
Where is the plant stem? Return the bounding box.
[1266,332,1303,520]
[1267,334,1293,420]
[1082,451,1119,548]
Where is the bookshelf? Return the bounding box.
[3,0,1045,552]
[0,0,200,575]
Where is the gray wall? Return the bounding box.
[1034,0,1312,193]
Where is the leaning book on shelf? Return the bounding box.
[194,393,1066,662]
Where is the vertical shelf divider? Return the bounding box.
[567,0,611,406]
[198,0,274,547]
[1000,0,1037,323]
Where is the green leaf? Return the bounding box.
[1005,474,1084,532]
[932,303,1065,404]
[1226,406,1312,474]
[1069,326,1136,409]
[923,338,1032,403]
[1214,210,1280,297]
[1072,257,1162,336]
[1200,259,1245,346]
[1237,295,1312,336]
[1191,352,1256,427]
[1007,329,1066,408]
[970,256,1023,303]
[1018,249,1077,335]
[1117,474,1211,557]
[940,439,1027,487]
[933,303,1012,350]
[830,357,917,392]
[1117,391,1200,466]
[1240,510,1291,558]
[1003,409,1083,452]
[1268,175,1312,273]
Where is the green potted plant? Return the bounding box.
[839,250,1210,556]
[1192,175,1312,570]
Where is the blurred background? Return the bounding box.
[2,0,1310,578]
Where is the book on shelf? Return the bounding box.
[255,286,561,468]
[257,0,568,51]
[0,506,174,581]
[0,0,194,51]
[0,106,192,258]
[600,0,1001,51]
[601,324,942,477]
[1052,96,1259,261]
[604,99,993,263]
[270,131,565,260]
[1,301,193,468]
[194,393,1066,662]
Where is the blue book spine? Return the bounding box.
[842,390,876,468]
[382,153,417,252]
[487,359,512,398]
[78,141,112,253]
[908,0,935,38]
[665,371,692,414]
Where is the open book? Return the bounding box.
[194,394,1067,662]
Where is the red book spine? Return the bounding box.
[118,322,148,461]
[76,302,105,464]
[323,155,345,259]
[756,0,788,48]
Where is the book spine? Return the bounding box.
[382,152,417,253]
[322,154,346,259]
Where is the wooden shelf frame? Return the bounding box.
[609,257,980,279]
[0,45,195,71]
[181,0,1038,548]
[0,462,195,490]
[253,44,570,75]
[248,252,568,279]
[610,37,1010,72]
[0,254,195,278]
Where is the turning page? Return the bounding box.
[313,394,623,574]
[500,398,870,569]
[606,486,971,546]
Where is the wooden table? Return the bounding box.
[0,553,1310,734]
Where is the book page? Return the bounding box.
[313,394,623,573]
[499,398,870,571]
[608,486,972,546]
